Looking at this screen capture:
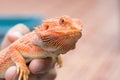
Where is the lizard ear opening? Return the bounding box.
[44,24,49,30]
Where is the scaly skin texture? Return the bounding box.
[0,16,82,80]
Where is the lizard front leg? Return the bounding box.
[50,55,62,68]
[56,55,62,68]
[9,49,30,80]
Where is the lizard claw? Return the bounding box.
[17,64,30,80]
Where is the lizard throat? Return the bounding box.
[34,34,58,52]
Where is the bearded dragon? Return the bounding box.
[0,16,82,80]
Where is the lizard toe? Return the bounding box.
[17,64,30,80]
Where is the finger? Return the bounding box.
[7,31,23,43]
[29,58,54,74]
[1,24,30,49]
[7,24,30,42]
[5,66,18,80]
[40,68,56,80]
[28,68,56,80]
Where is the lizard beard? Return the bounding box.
[35,30,81,54]
[37,32,80,54]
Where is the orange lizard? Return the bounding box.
[0,16,82,80]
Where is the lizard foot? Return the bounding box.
[56,55,62,68]
[17,64,30,80]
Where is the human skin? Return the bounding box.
[0,24,56,80]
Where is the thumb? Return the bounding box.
[1,24,30,49]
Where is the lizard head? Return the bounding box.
[35,16,82,55]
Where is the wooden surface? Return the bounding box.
[0,0,119,80]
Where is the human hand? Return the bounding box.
[0,24,56,80]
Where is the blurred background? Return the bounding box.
[0,0,119,80]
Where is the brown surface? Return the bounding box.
[0,0,119,80]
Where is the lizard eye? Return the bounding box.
[59,18,65,25]
[61,19,65,23]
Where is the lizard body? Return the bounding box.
[0,16,82,80]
